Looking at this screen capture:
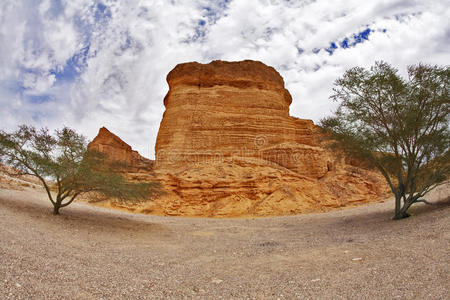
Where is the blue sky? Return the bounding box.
[0,0,449,158]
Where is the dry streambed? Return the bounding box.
[0,185,449,299]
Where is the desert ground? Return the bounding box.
[0,183,449,299]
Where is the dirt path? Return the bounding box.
[0,186,449,299]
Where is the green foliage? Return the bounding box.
[321,62,449,219]
[0,125,161,214]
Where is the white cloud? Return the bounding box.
[0,0,449,158]
[22,71,56,93]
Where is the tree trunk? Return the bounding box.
[394,210,410,220]
[393,193,403,219]
[53,203,61,215]
[394,199,413,220]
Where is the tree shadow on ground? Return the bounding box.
[289,196,450,246]
[407,196,450,216]
[0,191,171,240]
[338,196,449,223]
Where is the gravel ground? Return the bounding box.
[0,186,449,299]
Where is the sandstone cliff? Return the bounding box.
[91,60,389,217]
[88,127,154,177]
[155,60,324,177]
[148,60,389,217]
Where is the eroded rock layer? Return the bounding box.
[155,60,326,177]
[91,60,389,217]
[147,60,389,217]
[88,127,154,175]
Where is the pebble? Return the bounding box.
[211,278,223,284]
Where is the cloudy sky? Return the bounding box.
[1,0,449,158]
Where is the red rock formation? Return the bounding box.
[155,60,328,177]
[88,127,153,174]
[90,60,389,217]
[147,60,389,217]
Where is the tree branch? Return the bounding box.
[60,192,80,207]
[415,199,434,205]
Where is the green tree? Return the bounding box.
[321,62,449,219]
[0,125,161,215]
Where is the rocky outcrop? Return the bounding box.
[146,60,389,217]
[155,60,329,178]
[90,60,389,217]
[139,157,388,217]
[0,163,41,190]
[88,127,154,175]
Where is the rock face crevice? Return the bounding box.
[91,60,389,217]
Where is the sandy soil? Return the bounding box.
[0,185,449,299]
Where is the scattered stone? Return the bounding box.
[258,241,280,247]
[211,278,223,284]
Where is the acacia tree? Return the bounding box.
[321,62,449,219]
[0,125,161,215]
